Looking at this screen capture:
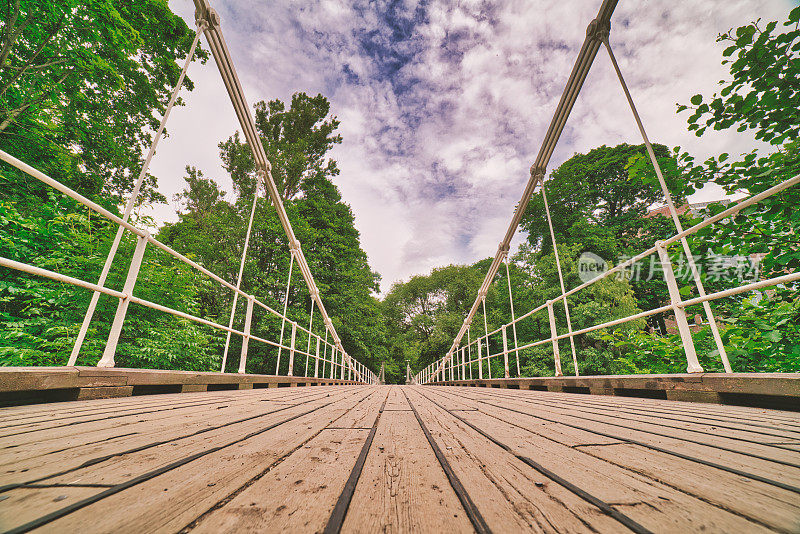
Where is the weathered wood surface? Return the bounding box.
[1,386,799,533]
[0,367,364,405]
[427,372,800,408]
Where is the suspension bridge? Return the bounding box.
[0,0,798,532]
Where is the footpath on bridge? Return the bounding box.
[1,385,799,533]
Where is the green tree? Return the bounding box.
[0,195,220,369]
[670,6,800,372]
[161,93,386,375]
[1,0,205,203]
[520,143,690,334]
[520,143,686,258]
[678,6,800,280]
[0,0,221,370]
[382,264,485,379]
[386,246,643,379]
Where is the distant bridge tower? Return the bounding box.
[378,363,385,385]
[405,363,413,385]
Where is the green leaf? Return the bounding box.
[690,94,703,105]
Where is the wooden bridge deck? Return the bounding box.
[1,385,799,533]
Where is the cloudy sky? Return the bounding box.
[146,0,792,294]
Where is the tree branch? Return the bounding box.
[0,68,72,133]
[0,10,69,97]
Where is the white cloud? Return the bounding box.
[145,0,792,294]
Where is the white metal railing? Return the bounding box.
[0,1,376,384]
[415,175,799,384]
[414,0,797,385]
[0,151,375,383]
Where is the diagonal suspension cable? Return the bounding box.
[68,21,207,366]
[192,0,360,374]
[433,0,619,380]
[220,184,260,372]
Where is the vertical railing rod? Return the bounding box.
[547,300,563,376]
[504,258,521,377]
[97,234,149,367]
[656,242,702,372]
[238,295,254,374]
[541,181,578,375]
[276,252,294,374]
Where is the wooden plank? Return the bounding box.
[0,486,103,530]
[481,387,800,427]
[190,428,368,532]
[0,389,355,487]
[418,388,775,533]
[404,388,627,533]
[427,388,800,532]
[447,388,800,484]
[484,389,800,441]
[340,391,473,533]
[0,387,295,424]
[2,388,374,533]
[0,390,324,463]
[41,390,364,486]
[580,442,800,532]
[0,385,328,426]
[333,388,388,429]
[0,388,316,448]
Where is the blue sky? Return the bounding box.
[147,0,792,293]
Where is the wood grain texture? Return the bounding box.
[0,385,798,533]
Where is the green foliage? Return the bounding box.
[218,93,342,201]
[520,143,685,258]
[678,6,800,277]
[0,193,220,369]
[388,244,644,379]
[0,0,205,203]
[382,264,484,379]
[720,290,800,372]
[603,290,800,374]
[161,93,386,376]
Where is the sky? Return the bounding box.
[146,0,793,294]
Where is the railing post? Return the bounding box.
[504,258,521,377]
[540,183,578,376]
[97,234,148,368]
[69,22,206,367]
[276,253,294,374]
[238,295,254,374]
[547,300,563,377]
[502,324,510,379]
[477,337,483,379]
[330,348,335,379]
[656,242,703,372]
[467,326,473,380]
[287,322,297,376]
[486,336,492,379]
[314,337,320,378]
[340,350,345,380]
[305,300,314,377]
[222,188,259,373]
